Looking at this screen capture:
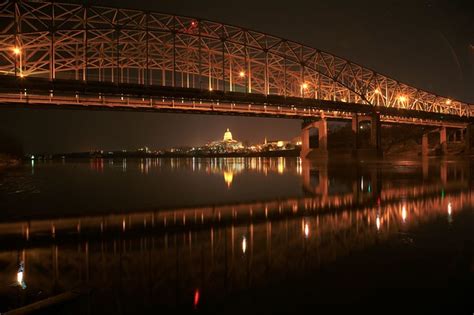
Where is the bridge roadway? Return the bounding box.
[0,76,472,129]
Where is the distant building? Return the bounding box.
[207,128,244,153]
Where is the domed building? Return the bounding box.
[207,128,244,153]
[223,128,233,142]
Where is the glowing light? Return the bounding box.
[242,236,247,254]
[19,73,25,78]
[304,223,309,238]
[398,95,408,103]
[376,216,381,231]
[17,262,26,289]
[446,99,452,105]
[447,202,452,215]
[193,289,200,308]
[374,88,381,94]
[239,71,245,78]
[12,47,21,55]
[301,83,309,90]
[401,205,407,223]
[223,171,233,188]
[277,157,284,174]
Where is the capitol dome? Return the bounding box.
[223,128,233,141]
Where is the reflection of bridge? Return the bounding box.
[0,1,473,158]
[0,158,469,246]
[0,187,471,311]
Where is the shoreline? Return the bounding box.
[0,155,20,171]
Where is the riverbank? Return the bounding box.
[0,154,20,172]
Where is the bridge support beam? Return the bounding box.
[464,124,472,155]
[440,126,447,155]
[422,133,429,157]
[351,113,382,159]
[300,119,328,159]
[422,126,450,156]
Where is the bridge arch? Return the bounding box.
[0,0,472,117]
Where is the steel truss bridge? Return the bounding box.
[0,0,473,129]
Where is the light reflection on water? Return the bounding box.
[0,157,473,312]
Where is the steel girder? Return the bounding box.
[0,0,472,117]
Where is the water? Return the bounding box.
[0,157,473,313]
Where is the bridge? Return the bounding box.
[0,1,473,157]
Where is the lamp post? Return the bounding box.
[300,82,308,98]
[12,47,22,77]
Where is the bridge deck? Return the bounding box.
[0,77,471,128]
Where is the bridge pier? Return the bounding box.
[301,159,328,196]
[351,113,382,159]
[421,125,472,156]
[300,119,328,159]
[464,124,472,155]
[440,126,448,155]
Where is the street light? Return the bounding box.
[12,47,20,55]
[12,46,22,77]
[300,82,308,97]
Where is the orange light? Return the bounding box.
[446,99,452,105]
[374,88,381,94]
[398,95,407,103]
[12,47,21,55]
[301,83,309,90]
[239,71,245,78]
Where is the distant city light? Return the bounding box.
[401,205,407,223]
[446,99,452,105]
[301,83,309,90]
[239,71,245,78]
[242,236,247,254]
[374,88,381,94]
[304,223,309,238]
[376,216,381,231]
[447,202,452,215]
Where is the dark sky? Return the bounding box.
[1,0,473,153]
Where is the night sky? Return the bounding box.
[1,0,473,154]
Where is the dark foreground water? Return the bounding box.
[0,157,473,314]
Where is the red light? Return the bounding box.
[193,289,200,308]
